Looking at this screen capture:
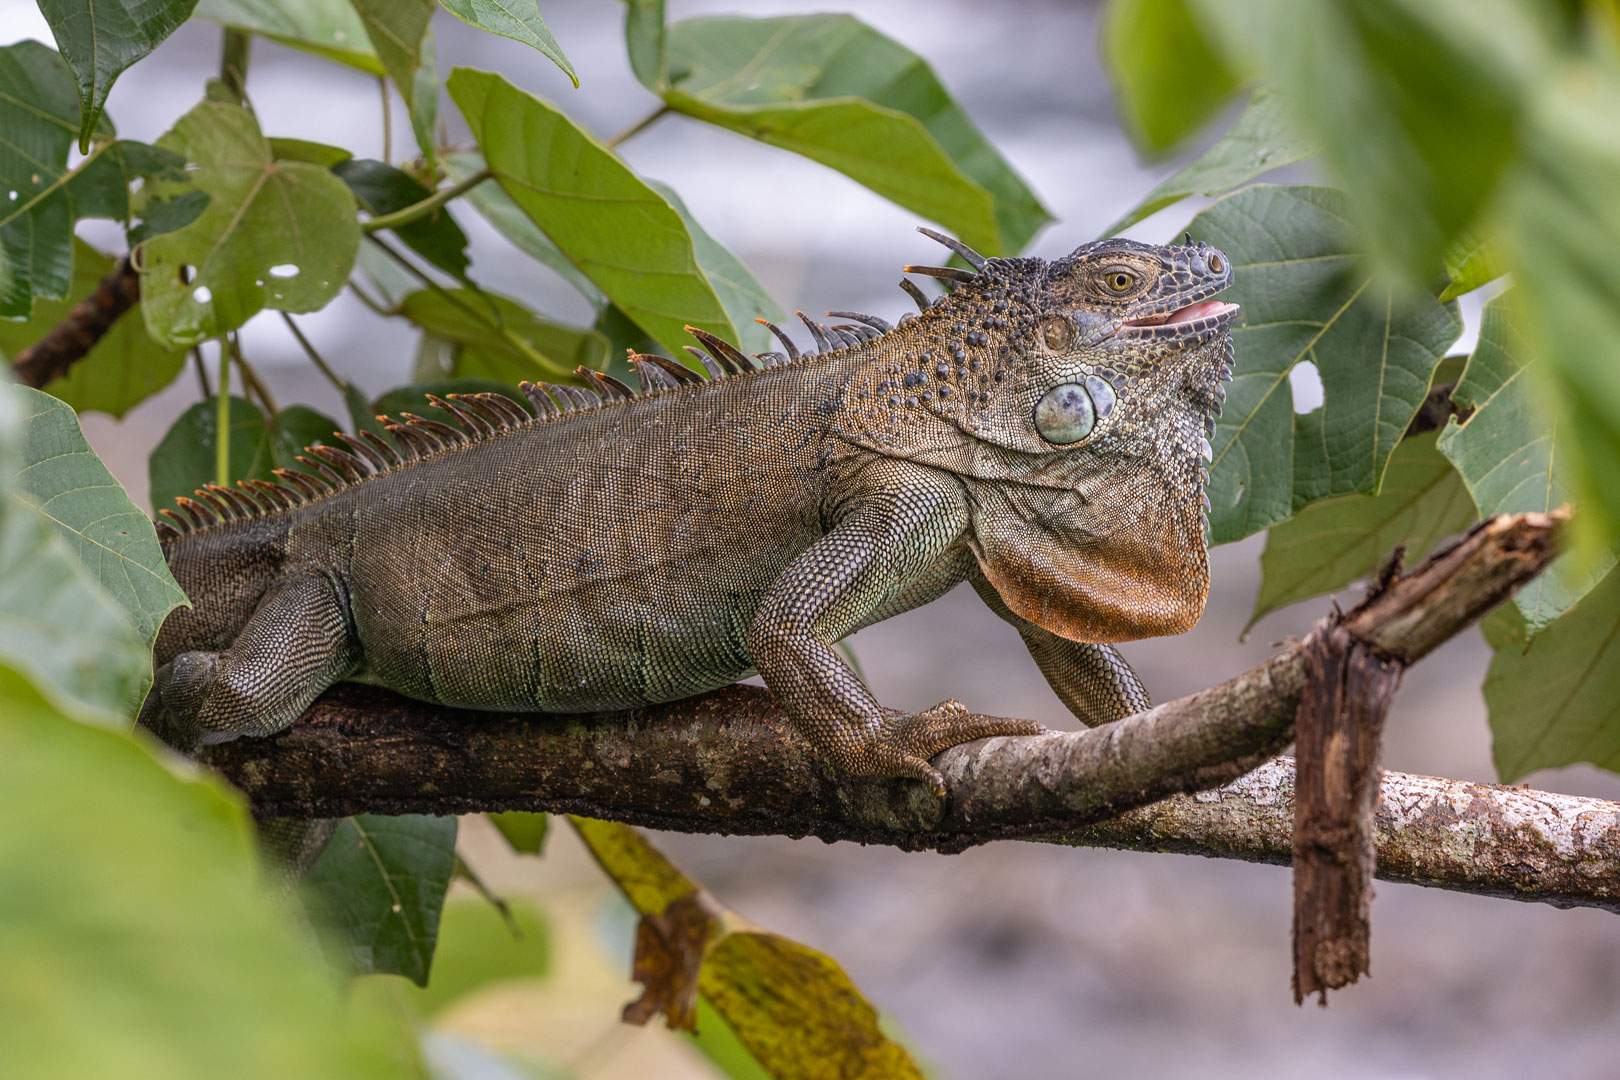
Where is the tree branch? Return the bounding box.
[11,256,140,388]
[197,512,1589,907]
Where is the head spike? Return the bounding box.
[898,278,931,313]
[755,319,800,362]
[795,311,833,353]
[682,346,726,380]
[685,327,754,374]
[916,226,986,270]
[827,310,893,334]
[901,264,976,284]
[637,352,704,386]
[1184,231,1193,245]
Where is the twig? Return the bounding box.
[191,347,212,398]
[362,168,492,234]
[347,279,396,317]
[604,105,671,149]
[215,342,232,486]
[196,513,1586,909]
[10,257,140,388]
[279,312,349,395]
[380,75,392,165]
[228,333,278,416]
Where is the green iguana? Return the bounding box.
[142,230,1237,796]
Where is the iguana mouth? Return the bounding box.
[1120,300,1241,330]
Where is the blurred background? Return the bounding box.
[5,0,1618,1076]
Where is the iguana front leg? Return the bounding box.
[970,573,1150,726]
[749,467,1042,794]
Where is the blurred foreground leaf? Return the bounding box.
[1102,0,1240,156]
[1189,185,1461,543]
[661,14,1051,256]
[488,811,548,855]
[393,896,551,1018]
[572,817,924,1080]
[0,669,414,1079]
[304,814,458,986]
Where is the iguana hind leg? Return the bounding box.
[749,468,1042,795]
[971,573,1150,726]
[140,574,358,751]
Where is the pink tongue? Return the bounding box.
[1164,300,1230,325]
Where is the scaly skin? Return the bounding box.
[143,232,1237,797]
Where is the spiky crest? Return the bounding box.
[153,227,993,544]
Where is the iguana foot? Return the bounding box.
[865,699,1044,796]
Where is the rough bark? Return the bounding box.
[10,257,140,388]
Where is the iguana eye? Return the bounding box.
[1041,316,1074,351]
[1034,382,1097,444]
[1103,269,1138,293]
[1207,253,1224,273]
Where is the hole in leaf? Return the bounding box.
[6,191,15,201]
[178,264,194,285]
[194,286,213,304]
[1290,361,1324,413]
[269,264,300,279]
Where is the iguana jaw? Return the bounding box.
[1121,299,1240,329]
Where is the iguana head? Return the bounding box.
[844,232,1238,643]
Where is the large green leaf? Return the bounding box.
[148,396,341,512]
[660,14,1051,257]
[0,669,413,1079]
[399,289,606,384]
[1484,565,1620,782]
[441,150,604,306]
[138,98,360,345]
[1188,185,1462,543]
[573,818,923,1080]
[335,159,471,281]
[1188,0,1558,281]
[1104,87,1315,236]
[0,42,113,316]
[647,180,781,357]
[0,240,186,417]
[447,68,735,355]
[11,386,187,645]
[1499,58,1620,558]
[437,0,575,86]
[303,814,458,985]
[1438,291,1615,632]
[1101,0,1241,156]
[348,0,435,152]
[37,0,198,150]
[193,0,383,73]
[1251,432,1474,629]
[624,0,666,91]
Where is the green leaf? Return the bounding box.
[138,98,361,346]
[335,159,471,281]
[148,396,343,512]
[572,818,924,1080]
[441,149,605,307]
[10,386,188,645]
[392,896,551,1017]
[488,811,547,854]
[660,14,1052,256]
[269,137,355,167]
[1103,87,1315,236]
[409,28,440,164]
[1250,432,1474,629]
[0,42,116,316]
[437,0,576,87]
[0,239,185,417]
[1437,290,1614,632]
[193,0,384,74]
[1483,565,1620,781]
[1189,0,1559,281]
[447,68,736,354]
[1189,185,1462,543]
[1499,58,1620,559]
[348,0,436,151]
[646,180,782,356]
[37,0,198,150]
[303,814,458,985]
[1437,227,1503,301]
[399,289,607,383]
[624,0,666,91]
[1101,0,1241,155]
[0,671,413,1079]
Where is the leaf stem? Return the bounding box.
[228,333,278,415]
[219,29,251,105]
[604,105,671,149]
[380,75,392,164]
[365,235,554,370]
[347,279,397,317]
[191,347,212,398]
[215,341,232,486]
[361,167,493,234]
[280,312,349,395]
